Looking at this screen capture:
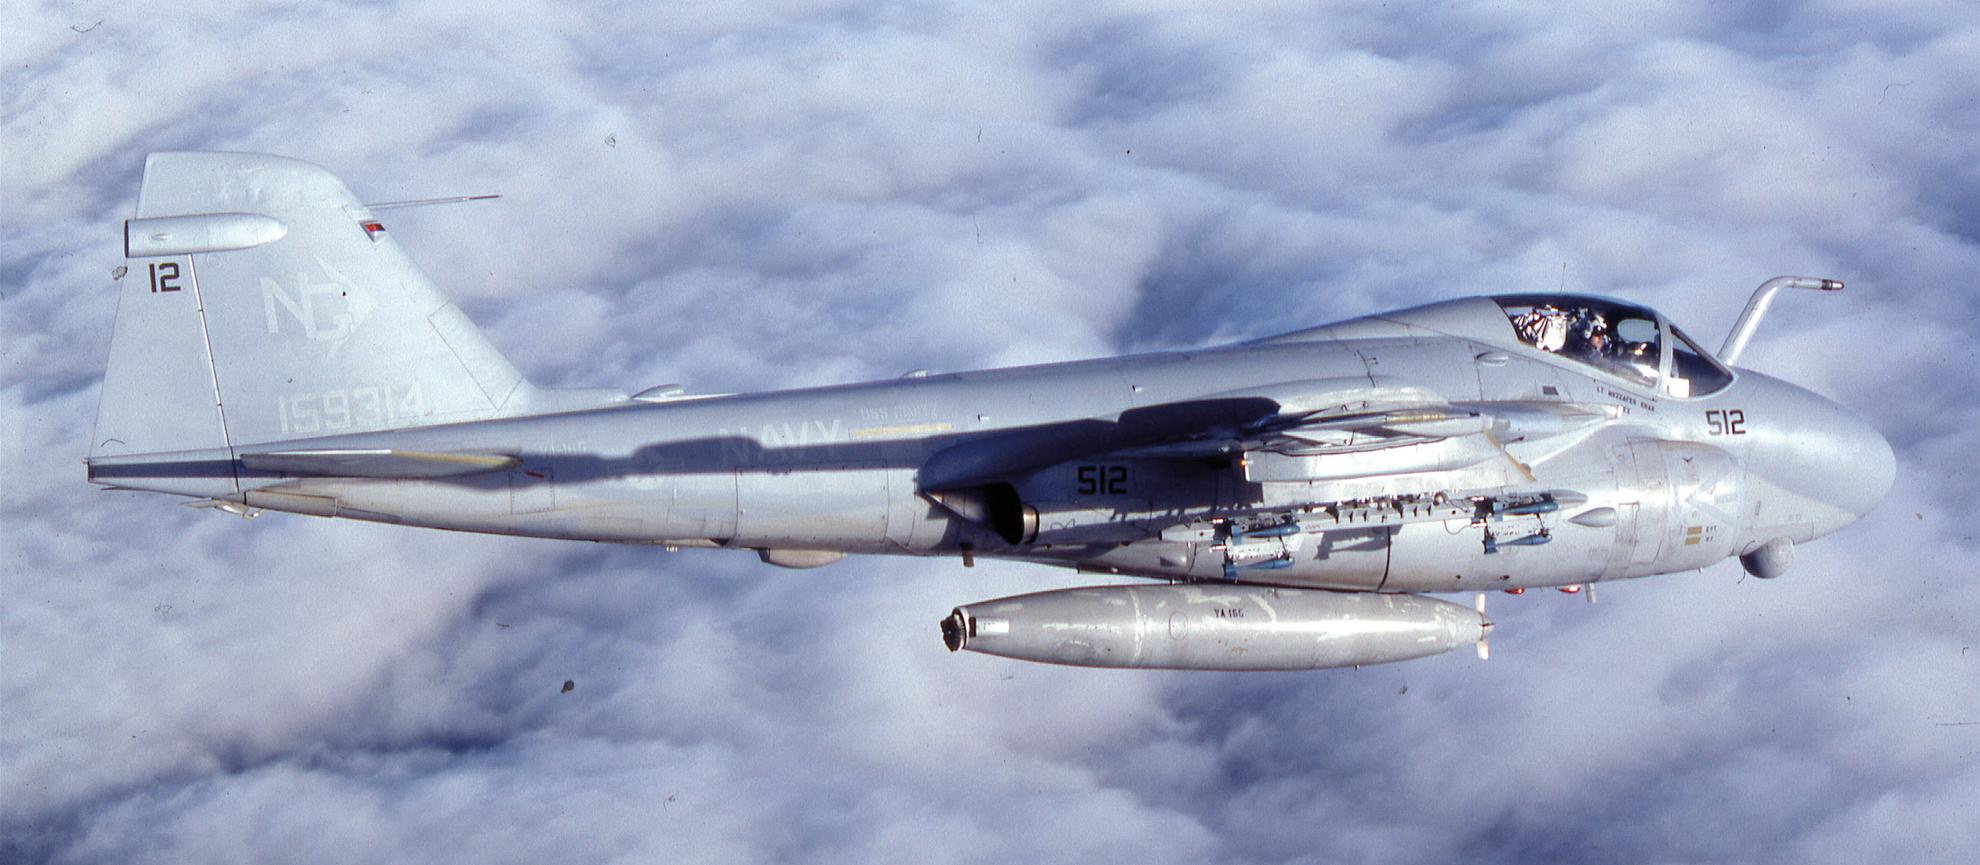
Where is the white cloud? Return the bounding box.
[5,2,1978,863]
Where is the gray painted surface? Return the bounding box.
[88,153,1896,669]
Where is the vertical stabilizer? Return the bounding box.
[92,152,543,463]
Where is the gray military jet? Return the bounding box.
[90,153,1894,670]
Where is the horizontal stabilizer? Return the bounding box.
[239,449,520,478]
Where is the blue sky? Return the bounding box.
[4,2,1977,863]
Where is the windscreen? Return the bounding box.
[1666,326,1734,398]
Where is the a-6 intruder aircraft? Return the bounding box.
[90,153,1893,670]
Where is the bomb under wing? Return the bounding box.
[941,585,1490,671]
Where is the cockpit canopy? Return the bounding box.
[1493,295,1734,398]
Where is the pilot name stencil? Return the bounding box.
[1599,386,1658,414]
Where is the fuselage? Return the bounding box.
[88,153,1896,670]
[96,295,1893,594]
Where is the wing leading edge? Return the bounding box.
[919,377,1610,491]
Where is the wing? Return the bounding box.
[917,376,1610,491]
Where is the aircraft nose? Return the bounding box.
[1792,399,1895,524]
[1743,377,1895,539]
[1827,409,1895,519]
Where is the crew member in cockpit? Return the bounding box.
[1618,337,1659,382]
[1573,312,1609,362]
